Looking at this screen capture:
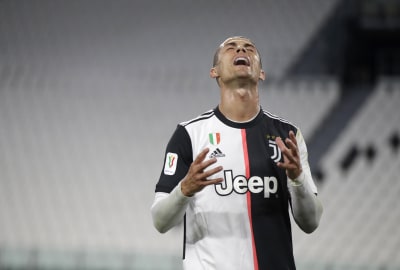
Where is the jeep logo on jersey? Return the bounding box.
[215,170,278,198]
[268,140,282,163]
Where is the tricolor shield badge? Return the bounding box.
[209,132,221,145]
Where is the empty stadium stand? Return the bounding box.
[292,77,400,270]
[1,0,399,270]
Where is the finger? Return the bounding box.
[276,137,295,163]
[202,177,224,186]
[200,165,223,179]
[284,138,299,158]
[285,138,296,149]
[277,138,297,162]
[289,130,296,141]
[288,131,298,147]
[193,148,210,165]
[282,149,298,164]
[276,136,300,165]
[195,157,218,173]
[276,161,298,171]
[275,137,288,152]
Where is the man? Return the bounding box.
[151,36,323,269]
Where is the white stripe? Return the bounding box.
[180,109,215,126]
[262,109,298,130]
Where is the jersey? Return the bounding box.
[155,106,317,270]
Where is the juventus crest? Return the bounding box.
[268,140,282,163]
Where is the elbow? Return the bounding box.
[151,204,172,234]
[151,209,168,234]
[301,219,320,234]
[153,221,170,234]
[154,226,168,233]
[298,203,323,234]
[151,188,188,234]
[297,214,320,234]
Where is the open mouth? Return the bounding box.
[233,57,250,66]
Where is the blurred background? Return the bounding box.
[0,0,399,269]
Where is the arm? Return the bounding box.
[287,171,323,233]
[276,130,323,233]
[151,125,192,233]
[151,182,191,233]
[152,147,223,233]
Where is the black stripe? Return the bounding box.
[182,214,186,260]
[245,120,296,269]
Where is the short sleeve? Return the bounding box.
[155,125,193,193]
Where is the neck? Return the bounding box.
[218,84,260,122]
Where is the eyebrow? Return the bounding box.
[222,41,256,50]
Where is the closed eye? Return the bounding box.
[245,45,256,52]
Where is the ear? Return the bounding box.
[210,67,219,79]
[259,69,266,81]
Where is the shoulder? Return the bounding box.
[179,109,215,127]
[261,109,299,132]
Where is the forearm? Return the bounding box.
[151,182,191,233]
[289,171,323,233]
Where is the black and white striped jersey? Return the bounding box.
[155,106,317,270]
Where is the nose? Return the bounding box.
[236,46,246,53]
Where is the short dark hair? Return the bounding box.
[212,36,262,68]
[213,47,221,67]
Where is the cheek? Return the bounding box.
[219,61,231,73]
[253,57,262,68]
[252,59,263,73]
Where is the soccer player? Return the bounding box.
[151,36,323,269]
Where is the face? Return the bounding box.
[211,37,265,85]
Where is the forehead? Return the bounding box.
[219,36,256,48]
